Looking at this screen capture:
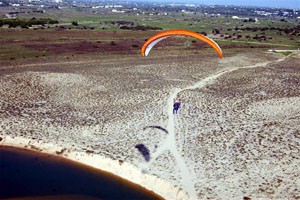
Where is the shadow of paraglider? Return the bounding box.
[135,126,168,162]
[143,126,168,134]
[135,144,150,162]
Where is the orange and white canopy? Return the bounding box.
[141,29,222,58]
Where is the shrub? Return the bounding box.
[72,21,78,26]
[200,31,207,36]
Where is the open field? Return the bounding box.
[0,5,299,61]
[0,26,298,62]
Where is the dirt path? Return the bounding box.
[149,55,288,199]
[216,39,297,47]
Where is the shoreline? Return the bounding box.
[0,135,190,200]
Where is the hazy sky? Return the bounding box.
[137,0,300,9]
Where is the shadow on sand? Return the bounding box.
[143,126,168,134]
[135,144,150,162]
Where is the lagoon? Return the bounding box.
[0,146,163,200]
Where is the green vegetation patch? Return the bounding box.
[0,18,58,28]
[278,51,293,56]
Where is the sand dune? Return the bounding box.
[1,52,299,199]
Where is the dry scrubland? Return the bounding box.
[176,54,300,199]
[0,50,300,199]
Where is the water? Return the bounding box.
[0,146,163,200]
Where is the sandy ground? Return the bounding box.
[0,52,299,199]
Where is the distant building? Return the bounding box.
[5,13,16,19]
[92,6,104,9]
[112,9,125,13]
[28,0,41,3]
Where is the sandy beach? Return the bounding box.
[0,136,188,199]
[1,52,299,199]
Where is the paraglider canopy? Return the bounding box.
[141,29,223,58]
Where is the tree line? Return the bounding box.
[0,18,58,28]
